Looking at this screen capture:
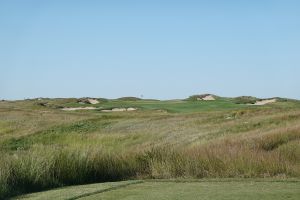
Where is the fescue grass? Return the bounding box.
[0,148,139,199]
[1,133,299,199]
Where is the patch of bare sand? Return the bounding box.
[62,107,98,111]
[197,95,215,101]
[253,99,277,105]
[87,99,99,104]
[101,108,137,112]
[127,107,137,111]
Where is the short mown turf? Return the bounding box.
[15,179,300,200]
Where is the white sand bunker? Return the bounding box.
[253,99,277,105]
[87,99,99,104]
[101,108,137,112]
[62,107,98,111]
[197,95,215,101]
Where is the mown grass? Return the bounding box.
[14,180,143,200]
[80,180,300,200]
[0,98,300,199]
[14,180,300,200]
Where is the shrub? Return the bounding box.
[117,97,142,101]
[233,96,259,104]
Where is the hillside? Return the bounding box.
[0,96,300,199]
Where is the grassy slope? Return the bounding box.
[1,98,300,199]
[15,179,300,200]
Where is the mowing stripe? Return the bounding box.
[145,178,300,183]
[67,180,144,200]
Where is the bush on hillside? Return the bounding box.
[233,96,259,104]
[117,97,142,101]
[186,94,217,101]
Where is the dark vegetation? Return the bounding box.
[233,96,260,104]
[186,94,219,101]
[117,97,142,101]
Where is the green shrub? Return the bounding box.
[186,94,218,101]
[117,97,142,101]
[233,96,259,104]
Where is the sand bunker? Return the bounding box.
[253,99,277,105]
[87,99,99,104]
[101,108,137,112]
[127,107,137,111]
[62,107,98,111]
[112,108,127,112]
[197,95,215,101]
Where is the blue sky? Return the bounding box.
[1,0,299,100]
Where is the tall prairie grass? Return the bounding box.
[0,148,138,199]
[1,99,300,199]
[1,126,299,199]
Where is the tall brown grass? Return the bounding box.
[1,126,299,199]
[1,100,300,199]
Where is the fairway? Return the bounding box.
[15,180,300,200]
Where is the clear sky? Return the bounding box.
[1,0,299,100]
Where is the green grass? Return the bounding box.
[1,97,300,199]
[13,180,142,200]
[15,179,300,200]
[33,98,250,113]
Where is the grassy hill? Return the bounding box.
[0,96,300,199]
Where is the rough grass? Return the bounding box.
[1,134,299,199]
[0,148,139,199]
[0,98,300,199]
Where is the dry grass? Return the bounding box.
[0,99,300,198]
